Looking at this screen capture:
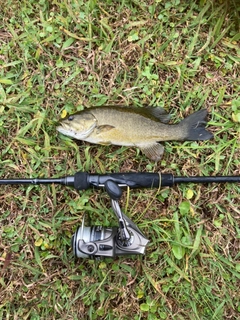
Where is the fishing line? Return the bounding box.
[158,172,162,190]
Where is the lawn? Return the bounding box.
[0,0,240,319]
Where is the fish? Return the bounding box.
[56,106,213,161]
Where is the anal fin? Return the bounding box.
[138,142,164,162]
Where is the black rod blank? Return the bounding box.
[0,172,239,191]
[174,176,240,184]
[0,178,64,185]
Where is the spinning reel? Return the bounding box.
[1,171,240,259]
[72,180,149,259]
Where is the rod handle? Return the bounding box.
[73,172,174,190]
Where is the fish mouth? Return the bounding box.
[56,121,97,139]
[56,123,75,137]
[56,125,79,139]
[56,123,70,132]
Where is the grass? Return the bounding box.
[0,0,240,319]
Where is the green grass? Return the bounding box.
[0,0,240,319]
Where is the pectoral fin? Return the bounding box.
[138,142,164,162]
[96,125,115,135]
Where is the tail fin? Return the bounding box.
[181,109,213,141]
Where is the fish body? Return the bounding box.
[57,106,213,161]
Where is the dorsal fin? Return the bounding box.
[88,105,171,123]
[143,106,171,123]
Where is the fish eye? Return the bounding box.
[68,115,74,121]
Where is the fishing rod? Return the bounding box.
[1,171,240,189]
[1,172,240,259]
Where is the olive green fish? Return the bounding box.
[56,106,213,161]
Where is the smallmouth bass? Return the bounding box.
[57,106,213,161]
